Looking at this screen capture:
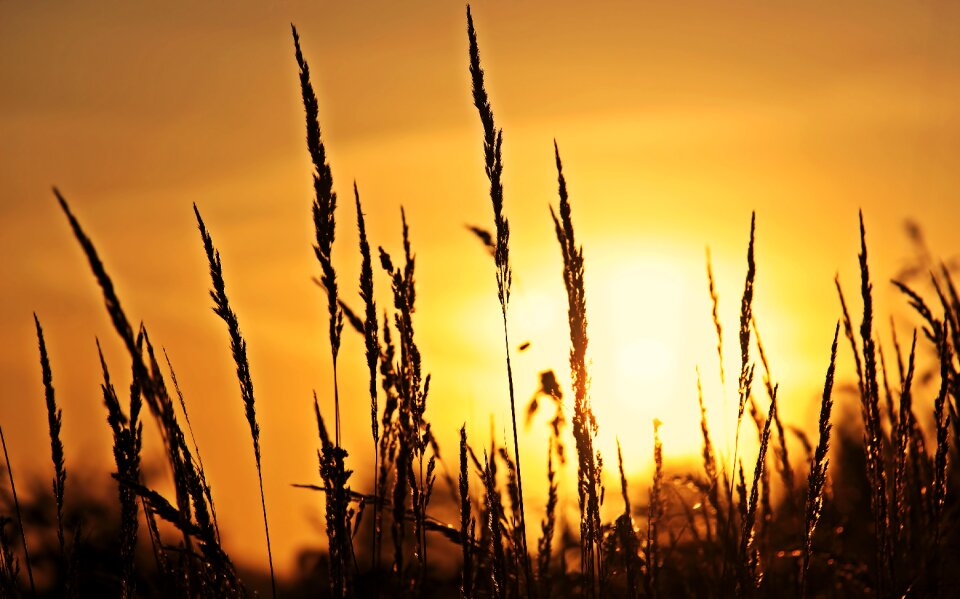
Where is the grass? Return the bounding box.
[194,204,276,598]
[467,8,532,595]
[1,5,959,598]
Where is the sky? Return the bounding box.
[2,0,960,580]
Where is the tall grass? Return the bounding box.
[645,421,663,599]
[706,248,725,386]
[731,213,757,503]
[33,315,67,565]
[799,323,839,598]
[550,140,604,596]
[194,204,276,598]
[96,338,142,598]
[57,189,242,597]
[466,9,532,594]
[460,425,476,599]
[354,182,381,581]
[855,212,893,594]
[292,24,345,447]
[2,10,958,599]
[0,425,35,596]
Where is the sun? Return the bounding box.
[569,253,717,474]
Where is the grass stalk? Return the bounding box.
[194,205,276,598]
[538,441,559,599]
[460,426,475,599]
[645,420,663,599]
[96,340,142,598]
[354,182,381,583]
[292,24,345,446]
[550,141,603,596]
[856,212,892,593]
[738,385,775,596]
[706,247,725,386]
[799,323,839,598]
[33,315,67,564]
[465,9,532,593]
[0,425,35,596]
[731,213,756,503]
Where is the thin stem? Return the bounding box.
[333,359,341,448]
[257,464,277,599]
[502,311,532,592]
[0,425,36,596]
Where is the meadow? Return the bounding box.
[1,6,959,598]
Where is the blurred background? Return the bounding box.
[1,0,959,580]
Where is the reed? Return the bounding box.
[376,312,400,579]
[164,349,220,543]
[316,398,353,599]
[877,344,897,444]
[380,209,436,585]
[645,420,663,599]
[695,368,728,545]
[931,318,951,594]
[938,267,960,486]
[0,425,34,596]
[483,450,507,599]
[799,323,839,598]
[57,190,207,585]
[731,213,756,487]
[496,445,523,597]
[144,329,243,594]
[893,331,917,555]
[354,182,382,581]
[550,140,604,596]
[194,205,276,598]
[738,385,775,595]
[292,24,345,448]
[460,426,475,599]
[835,278,866,400]
[465,9,531,591]
[33,315,67,563]
[538,441,559,599]
[856,212,892,593]
[96,340,142,598]
[706,248,725,386]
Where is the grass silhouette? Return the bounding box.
[1,5,959,599]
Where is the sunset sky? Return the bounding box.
[2,0,960,579]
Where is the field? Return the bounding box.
[1,4,959,599]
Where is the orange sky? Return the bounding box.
[2,0,960,579]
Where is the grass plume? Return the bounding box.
[645,420,663,599]
[799,323,839,598]
[706,248,725,385]
[738,386,775,595]
[550,140,603,595]
[856,211,892,593]
[97,340,142,598]
[292,23,345,446]
[731,214,757,509]
[34,315,67,563]
[466,9,531,592]
[354,182,382,581]
[194,204,276,598]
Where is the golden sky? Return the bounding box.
[2,0,960,579]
